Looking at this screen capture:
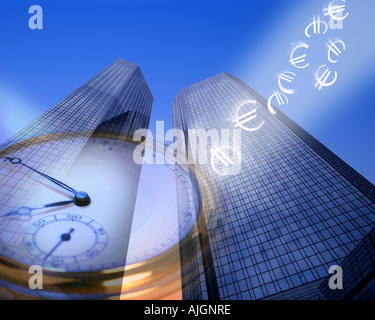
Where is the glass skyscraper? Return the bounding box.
[0,58,153,153]
[172,72,375,300]
[0,58,153,192]
[0,58,153,299]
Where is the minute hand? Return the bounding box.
[5,157,77,194]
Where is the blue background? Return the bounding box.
[0,0,374,183]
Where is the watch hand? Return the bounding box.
[4,157,91,206]
[4,157,77,194]
[2,200,75,217]
[43,228,74,262]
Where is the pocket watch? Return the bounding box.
[0,131,202,299]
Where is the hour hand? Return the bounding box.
[2,200,75,217]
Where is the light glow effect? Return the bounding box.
[233,100,265,132]
[278,71,297,94]
[324,0,349,21]
[314,64,338,90]
[289,42,310,69]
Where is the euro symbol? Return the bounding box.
[210,146,241,177]
[326,38,345,63]
[267,91,288,115]
[278,71,296,95]
[233,100,265,132]
[289,42,309,69]
[314,65,337,90]
[323,0,348,21]
[305,15,328,37]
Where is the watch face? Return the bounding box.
[23,213,109,269]
[126,145,199,265]
[0,132,201,298]
[0,133,142,272]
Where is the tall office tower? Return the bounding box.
[172,72,375,300]
[0,58,152,153]
[0,58,153,299]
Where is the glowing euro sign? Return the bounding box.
[267,91,289,115]
[314,65,338,90]
[210,146,241,177]
[278,71,296,95]
[233,100,265,132]
[289,42,309,69]
[326,38,346,63]
[305,15,328,38]
[324,0,349,21]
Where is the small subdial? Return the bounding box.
[23,213,108,269]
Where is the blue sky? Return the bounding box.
[0,0,374,183]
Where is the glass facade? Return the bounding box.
[0,58,153,151]
[0,58,153,180]
[172,72,375,300]
[0,57,153,223]
[319,227,375,300]
[0,58,153,299]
